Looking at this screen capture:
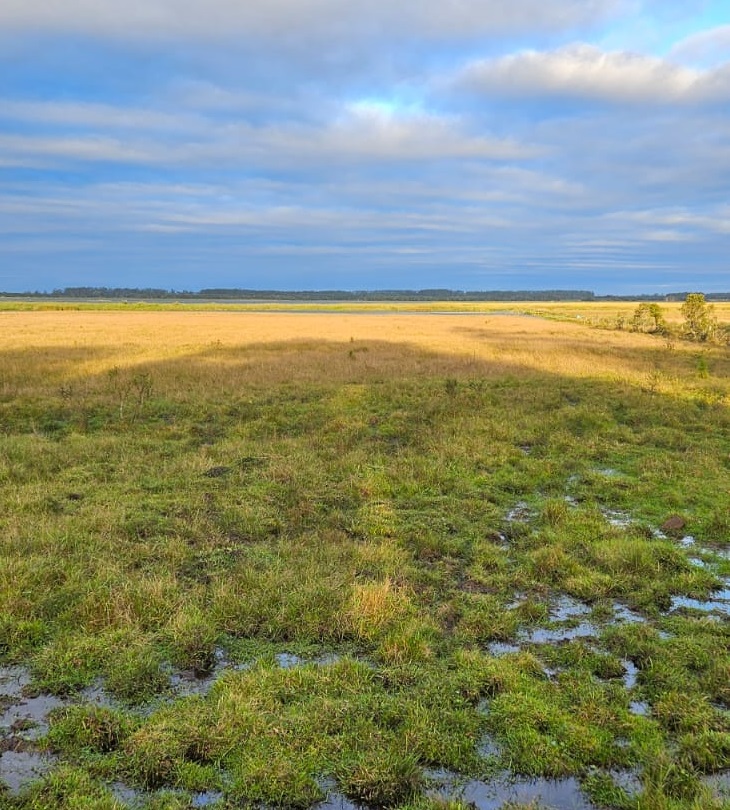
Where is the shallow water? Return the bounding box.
[432,771,596,810]
[109,782,142,804]
[602,508,632,529]
[277,652,342,669]
[610,769,642,796]
[318,792,361,810]
[487,641,522,656]
[523,621,598,644]
[0,667,32,701]
[0,750,54,794]
[191,790,224,806]
[612,602,646,624]
[622,660,639,689]
[505,502,532,523]
[670,589,730,616]
[78,680,117,708]
[705,771,730,798]
[551,595,592,621]
[0,691,65,740]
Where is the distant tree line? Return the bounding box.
[2,287,729,302]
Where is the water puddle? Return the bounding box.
[0,691,65,741]
[552,596,592,621]
[602,509,632,529]
[609,769,642,797]
[629,701,650,716]
[670,589,730,616]
[109,782,139,804]
[505,502,532,523]
[109,781,223,807]
[0,667,32,701]
[276,652,342,669]
[78,680,116,709]
[0,750,54,795]
[621,660,639,689]
[487,642,522,657]
[612,603,646,624]
[192,790,224,806]
[431,771,596,809]
[317,793,361,810]
[316,779,362,810]
[170,648,243,698]
[524,622,598,644]
[517,595,598,645]
[705,771,729,799]
[478,736,502,758]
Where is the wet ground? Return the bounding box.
[2,499,728,805]
[429,770,597,810]
[0,648,347,800]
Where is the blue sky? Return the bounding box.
[1,1,729,293]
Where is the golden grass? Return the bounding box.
[1,309,727,401]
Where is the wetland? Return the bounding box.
[0,305,728,809]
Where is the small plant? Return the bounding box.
[46,705,135,755]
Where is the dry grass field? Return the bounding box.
[1,306,728,392]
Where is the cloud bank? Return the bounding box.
[0,2,728,292]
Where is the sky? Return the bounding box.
[1,1,729,294]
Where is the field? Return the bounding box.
[0,306,729,810]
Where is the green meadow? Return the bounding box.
[0,307,728,810]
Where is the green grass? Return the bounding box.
[0,325,729,809]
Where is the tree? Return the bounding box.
[681,293,717,342]
[631,302,666,334]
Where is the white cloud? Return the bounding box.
[670,24,730,68]
[456,44,729,104]
[0,0,622,42]
[0,105,537,168]
[320,104,536,161]
[0,134,169,164]
[0,99,199,131]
